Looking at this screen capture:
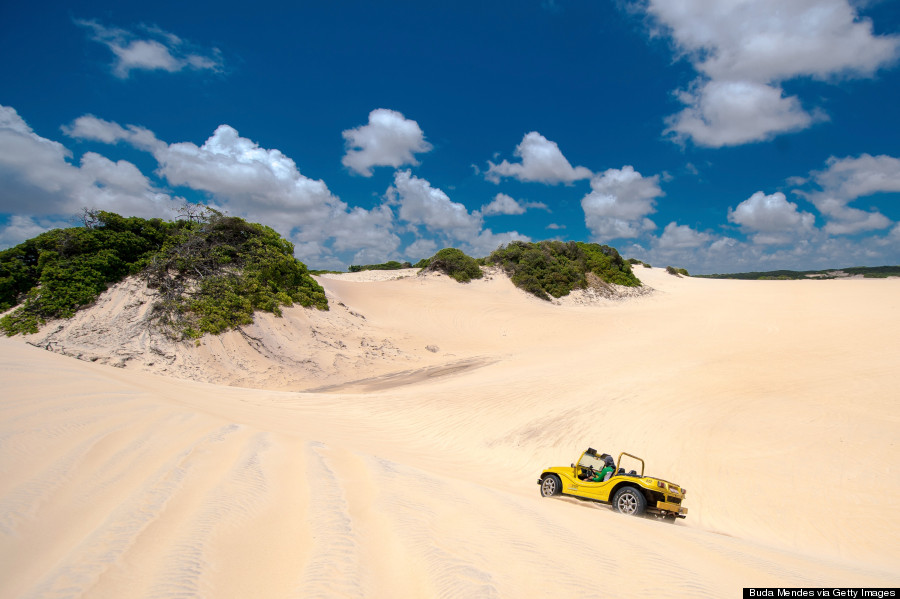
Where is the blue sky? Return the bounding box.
[2,1,899,273]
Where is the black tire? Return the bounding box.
[540,474,562,497]
[612,486,647,516]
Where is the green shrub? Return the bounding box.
[666,266,690,277]
[485,241,640,300]
[628,258,652,268]
[143,212,327,339]
[1,208,328,339]
[420,248,484,283]
[0,213,164,334]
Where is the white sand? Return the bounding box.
[1,267,898,597]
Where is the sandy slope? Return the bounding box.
[1,267,898,597]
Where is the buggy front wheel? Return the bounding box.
[540,475,562,497]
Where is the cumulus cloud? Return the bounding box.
[581,166,662,240]
[403,237,439,262]
[0,215,71,248]
[0,104,176,221]
[76,19,222,78]
[63,114,164,154]
[154,125,341,227]
[388,169,482,236]
[482,193,525,216]
[341,109,432,177]
[481,193,548,216]
[666,80,820,147]
[641,0,900,146]
[151,123,401,264]
[728,191,817,244]
[486,132,591,184]
[656,222,712,250]
[62,111,403,266]
[386,170,529,257]
[799,154,899,235]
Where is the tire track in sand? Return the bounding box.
[19,423,241,599]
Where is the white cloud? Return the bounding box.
[647,0,899,82]
[0,104,176,221]
[581,166,662,240]
[486,132,591,184]
[386,170,529,258]
[890,223,900,243]
[0,215,70,248]
[482,193,525,216]
[76,19,222,78]
[153,125,343,232]
[641,0,900,146]
[481,193,548,217]
[656,222,711,250]
[811,153,900,200]
[800,154,899,234]
[665,80,820,147]
[403,237,438,262]
[328,205,401,266]
[388,169,482,236]
[62,111,402,267]
[62,115,129,144]
[341,109,432,177]
[728,191,817,244]
[63,114,164,154]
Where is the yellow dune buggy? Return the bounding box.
[537,447,687,520]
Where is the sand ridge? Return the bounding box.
[1,267,898,596]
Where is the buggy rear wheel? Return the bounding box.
[612,486,646,515]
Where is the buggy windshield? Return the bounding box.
[577,449,612,479]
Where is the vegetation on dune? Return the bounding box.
[0,208,327,338]
[419,248,484,283]
[348,260,413,272]
[143,208,327,338]
[666,266,690,277]
[628,258,652,268]
[485,240,641,301]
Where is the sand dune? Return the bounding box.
[1,267,898,597]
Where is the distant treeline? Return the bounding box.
[695,266,900,280]
[348,260,413,272]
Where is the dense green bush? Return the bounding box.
[666,266,690,277]
[0,209,327,338]
[420,248,484,283]
[0,213,167,334]
[485,241,640,300]
[628,258,652,268]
